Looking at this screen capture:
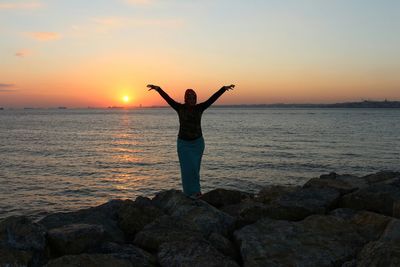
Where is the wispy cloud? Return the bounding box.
[91,17,184,31]
[26,32,61,41]
[15,49,32,57]
[123,0,153,6]
[0,83,16,92]
[0,2,42,10]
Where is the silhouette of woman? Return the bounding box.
[147,84,235,199]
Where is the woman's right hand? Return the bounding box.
[147,84,161,91]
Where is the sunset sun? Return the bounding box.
[122,96,130,103]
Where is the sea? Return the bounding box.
[0,108,399,220]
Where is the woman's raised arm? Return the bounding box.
[147,84,180,110]
[199,84,235,111]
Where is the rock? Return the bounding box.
[0,247,32,267]
[339,183,400,216]
[200,188,253,208]
[152,189,236,236]
[39,200,127,243]
[266,187,341,221]
[234,215,365,267]
[44,253,133,267]
[221,199,270,226]
[320,172,369,189]
[0,216,46,251]
[303,177,356,194]
[0,216,47,267]
[355,219,400,267]
[91,242,157,266]
[356,241,400,267]
[158,239,239,267]
[363,171,400,184]
[152,190,193,214]
[349,211,393,242]
[47,223,105,256]
[392,200,400,218]
[133,215,204,251]
[255,185,299,204]
[208,232,238,261]
[117,199,164,240]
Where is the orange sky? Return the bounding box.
[1,1,399,108]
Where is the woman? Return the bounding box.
[147,84,235,199]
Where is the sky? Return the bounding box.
[0,0,399,107]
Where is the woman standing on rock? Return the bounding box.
[147,84,235,199]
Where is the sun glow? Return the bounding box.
[122,95,130,103]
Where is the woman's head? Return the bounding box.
[184,89,197,106]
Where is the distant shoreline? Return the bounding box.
[1,100,400,110]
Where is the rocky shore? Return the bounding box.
[1,171,400,267]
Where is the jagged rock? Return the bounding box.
[349,211,393,242]
[133,215,204,251]
[339,183,400,216]
[208,232,238,261]
[90,242,157,266]
[221,199,270,226]
[320,172,368,189]
[0,216,47,267]
[0,247,32,267]
[265,187,341,221]
[158,239,239,267]
[355,219,400,266]
[363,171,400,185]
[357,241,400,267]
[234,215,365,267]
[255,185,299,204]
[117,198,164,240]
[47,223,105,256]
[44,253,133,267]
[0,216,46,251]
[152,190,236,236]
[200,188,253,208]
[39,200,127,243]
[303,178,356,194]
[152,190,193,214]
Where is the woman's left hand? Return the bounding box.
[222,84,235,91]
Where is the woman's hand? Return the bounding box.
[222,84,235,91]
[147,84,161,91]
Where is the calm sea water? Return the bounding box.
[0,108,399,219]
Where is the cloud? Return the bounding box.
[123,0,153,6]
[15,49,32,57]
[91,17,184,31]
[0,2,42,10]
[26,32,61,41]
[0,83,16,92]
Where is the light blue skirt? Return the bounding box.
[177,136,205,196]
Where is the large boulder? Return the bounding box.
[44,254,133,267]
[117,197,164,240]
[91,242,157,266]
[200,188,253,208]
[47,223,105,256]
[303,177,357,195]
[152,190,236,236]
[355,220,400,266]
[39,200,127,243]
[158,239,239,267]
[319,172,368,190]
[234,215,365,267]
[254,185,299,204]
[363,171,400,185]
[265,187,341,221]
[0,247,32,267]
[208,232,239,261]
[221,199,271,227]
[133,215,204,251]
[0,216,46,251]
[339,182,400,216]
[0,216,47,267]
